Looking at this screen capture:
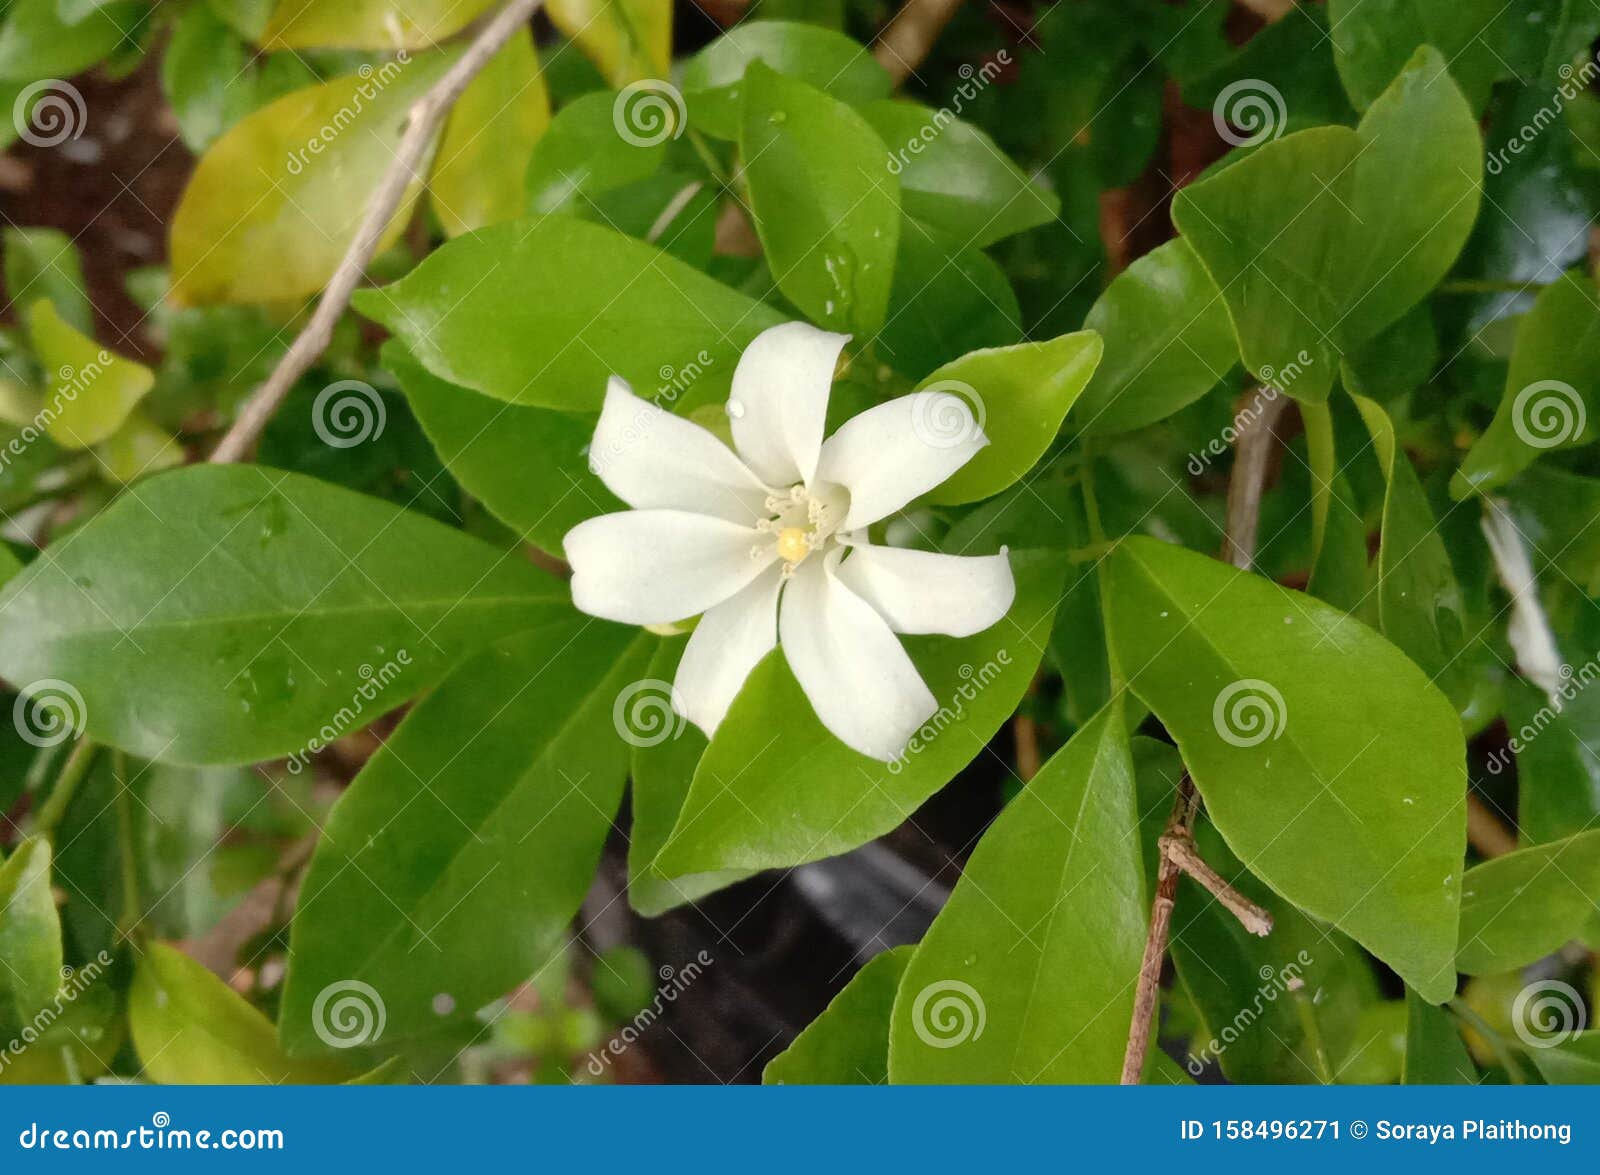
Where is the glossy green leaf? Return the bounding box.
[765,947,910,1084]
[3,227,90,332]
[1075,239,1237,436]
[355,216,783,411]
[1403,990,1477,1083]
[1105,537,1466,1002]
[1457,831,1600,974]
[740,63,899,336]
[430,28,549,237]
[860,100,1056,247]
[878,218,1020,376]
[0,0,141,79]
[28,299,153,449]
[1454,272,1600,498]
[282,622,648,1050]
[682,20,890,139]
[170,52,454,305]
[262,0,496,49]
[0,465,570,765]
[524,90,665,216]
[1173,47,1481,403]
[1527,1032,1600,1083]
[920,332,1101,506]
[1352,394,1468,703]
[0,837,62,1024]
[1509,677,1600,847]
[386,343,616,555]
[130,943,349,1083]
[1502,467,1600,596]
[889,707,1143,1083]
[545,0,669,86]
[626,637,751,916]
[654,550,1064,877]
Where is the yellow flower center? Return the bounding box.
[776,526,810,564]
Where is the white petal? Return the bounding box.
[815,391,987,531]
[674,562,784,737]
[590,376,770,523]
[779,553,936,762]
[836,545,1015,637]
[729,321,849,488]
[564,510,774,625]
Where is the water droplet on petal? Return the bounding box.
[726,398,746,419]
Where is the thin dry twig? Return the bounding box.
[1467,794,1517,858]
[1120,383,1285,1085]
[873,0,967,85]
[208,0,546,464]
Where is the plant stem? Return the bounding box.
[1437,279,1550,295]
[1448,998,1529,1084]
[33,738,98,839]
[208,0,547,463]
[873,0,967,84]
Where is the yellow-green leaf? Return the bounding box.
[169,53,455,306]
[28,299,153,449]
[429,28,550,237]
[261,0,496,50]
[96,409,184,483]
[545,0,670,86]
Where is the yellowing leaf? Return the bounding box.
[262,0,496,50]
[28,299,153,449]
[96,409,185,483]
[546,0,670,85]
[429,28,550,237]
[169,53,454,306]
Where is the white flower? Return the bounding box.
[563,322,1016,761]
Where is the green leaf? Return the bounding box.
[95,408,184,483]
[130,943,349,1083]
[0,465,570,765]
[386,343,616,555]
[208,0,273,40]
[878,219,1020,376]
[1508,677,1600,846]
[0,0,142,80]
[430,28,549,237]
[1456,831,1600,974]
[524,90,666,216]
[917,332,1101,506]
[545,0,670,87]
[161,1,253,151]
[1105,536,1466,1002]
[0,837,62,1024]
[28,299,154,449]
[281,622,649,1050]
[625,637,751,916]
[262,0,496,49]
[1527,1032,1600,1083]
[1352,394,1468,703]
[682,20,890,140]
[355,216,783,411]
[860,100,1056,247]
[170,53,455,305]
[1454,272,1600,498]
[764,946,910,1084]
[3,227,91,332]
[655,550,1064,877]
[1075,239,1237,436]
[740,63,899,336]
[1502,467,1600,597]
[1173,47,1481,402]
[889,706,1143,1083]
[1403,990,1477,1083]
